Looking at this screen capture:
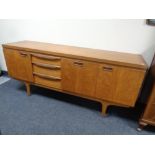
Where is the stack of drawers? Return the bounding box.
[31,53,62,89]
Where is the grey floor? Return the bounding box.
[0,76,154,135]
[0,76,10,85]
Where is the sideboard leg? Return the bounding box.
[101,102,109,116]
[25,82,31,96]
[137,121,147,131]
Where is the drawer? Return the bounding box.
[33,63,61,77]
[34,73,61,89]
[32,53,61,65]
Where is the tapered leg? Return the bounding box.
[101,102,109,116]
[137,121,147,131]
[25,82,31,96]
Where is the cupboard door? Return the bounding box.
[114,67,145,106]
[4,48,33,82]
[95,64,118,102]
[96,64,145,106]
[62,58,98,97]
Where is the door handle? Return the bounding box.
[19,52,28,57]
[102,66,113,71]
[73,61,84,66]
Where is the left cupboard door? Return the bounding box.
[3,48,33,82]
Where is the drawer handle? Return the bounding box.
[103,66,113,71]
[33,72,61,81]
[20,52,28,57]
[32,54,61,61]
[33,62,61,70]
[73,61,84,66]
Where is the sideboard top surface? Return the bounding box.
[2,40,147,69]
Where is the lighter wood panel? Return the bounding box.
[95,64,118,101]
[113,67,145,106]
[62,58,99,97]
[33,64,61,77]
[32,55,61,66]
[96,65,145,106]
[3,48,33,82]
[34,75,61,89]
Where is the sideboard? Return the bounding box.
[2,41,147,115]
[138,53,155,130]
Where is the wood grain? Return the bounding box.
[61,58,99,97]
[3,41,148,115]
[3,41,147,69]
[4,48,33,82]
[33,64,61,77]
[32,55,61,66]
[138,53,155,130]
[139,82,155,128]
[34,74,61,89]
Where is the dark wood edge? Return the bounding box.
[140,118,155,126]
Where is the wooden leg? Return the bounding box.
[137,121,147,131]
[25,82,31,96]
[101,102,109,116]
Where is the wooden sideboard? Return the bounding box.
[2,41,147,115]
[138,53,155,130]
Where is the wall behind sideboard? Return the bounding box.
[0,19,155,71]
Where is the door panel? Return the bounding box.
[62,58,99,97]
[96,64,145,106]
[95,64,118,101]
[4,48,33,82]
[114,67,145,106]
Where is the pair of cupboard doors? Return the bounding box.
[4,48,145,107]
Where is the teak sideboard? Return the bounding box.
[2,41,147,115]
[138,53,155,130]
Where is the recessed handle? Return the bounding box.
[19,52,27,57]
[102,66,113,71]
[33,62,61,70]
[73,61,84,66]
[33,72,61,81]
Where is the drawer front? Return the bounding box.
[33,64,61,77]
[34,73,61,89]
[32,54,61,65]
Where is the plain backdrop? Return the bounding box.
[0,19,155,70]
